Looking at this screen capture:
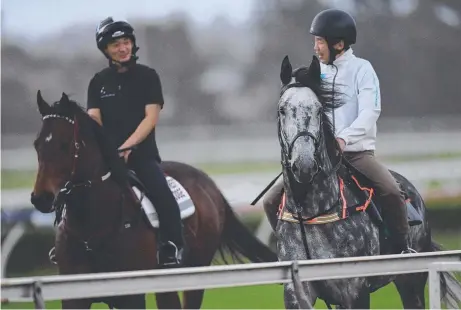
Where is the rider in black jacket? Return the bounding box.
[86,17,185,268]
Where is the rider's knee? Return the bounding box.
[263,179,284,209]
[379,179,403,199]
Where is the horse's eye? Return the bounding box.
[279,107,285,115]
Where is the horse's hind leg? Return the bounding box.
[62,298,92,309]
[182,289,205,309]
[156,292,182,309]
[181,241,216,309]
[394,273,427,309]
[110,294,146,309]
[346,290,370,309]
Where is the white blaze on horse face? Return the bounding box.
[45,133,53,142]
[279,85,322,174]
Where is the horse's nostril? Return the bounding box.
[30,191,55,213]
[30,192,39,204]
[292,163,300,175]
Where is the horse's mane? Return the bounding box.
[49,97,129,185]
[293,67,346,165]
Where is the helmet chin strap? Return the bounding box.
[326,38,344,65]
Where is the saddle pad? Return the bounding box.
[132,176,195,228]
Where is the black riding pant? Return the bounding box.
[127,152,184,247]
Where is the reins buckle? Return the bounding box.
[60,181,73,195]
[83,241,92,252]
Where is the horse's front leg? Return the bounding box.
[55,231,95,308]
[283,282,317,309]
[277,221,318,309]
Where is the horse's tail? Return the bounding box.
[217,193,278,265]
[431,241,461,308]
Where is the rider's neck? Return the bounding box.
[110,60,130,73]
[117,66,128,73]
[335,49,346,59]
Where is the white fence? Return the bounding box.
[2,250,460,309]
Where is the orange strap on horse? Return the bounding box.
[350,175,374,212]
[278,175,374,225]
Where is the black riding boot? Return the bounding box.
[128,155,185,268]
[380,193,417,254]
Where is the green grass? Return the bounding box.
[425,196,461,209]
[1,170,37,190]
[432,231,461,250]
[0,284,407,309]
[2,279,458,309]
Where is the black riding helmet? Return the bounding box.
[310,9,357,65]
[96,17,139,66]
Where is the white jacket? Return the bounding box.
[320,48,381,152]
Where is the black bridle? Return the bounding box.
[278,81,343,183]
[278,82,323,184]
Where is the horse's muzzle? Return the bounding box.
[291,155,317,183]
[30,191,55,213]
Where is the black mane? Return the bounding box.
[48,97,129,185]
[293,67,346,165]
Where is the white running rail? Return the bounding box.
[1,250,460,308]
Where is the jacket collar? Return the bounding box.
[332,47,354,65]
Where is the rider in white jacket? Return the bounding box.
[263,8,415,254]
[320,48,381,153]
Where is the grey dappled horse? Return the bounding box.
[274,55,461,309]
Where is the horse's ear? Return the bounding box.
[307,55,321,86]
[60,92,70,104]
[280,55,293,86]
[36,90,51,116]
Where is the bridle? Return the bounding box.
[277,81,343,268]
[40,113,138,254]
[278,82,324,184]
[42,114,111,214]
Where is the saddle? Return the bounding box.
[126,170,196,229]
[127,169,147,193]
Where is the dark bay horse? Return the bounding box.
[30,91,277,309]
[268,55,461,309]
